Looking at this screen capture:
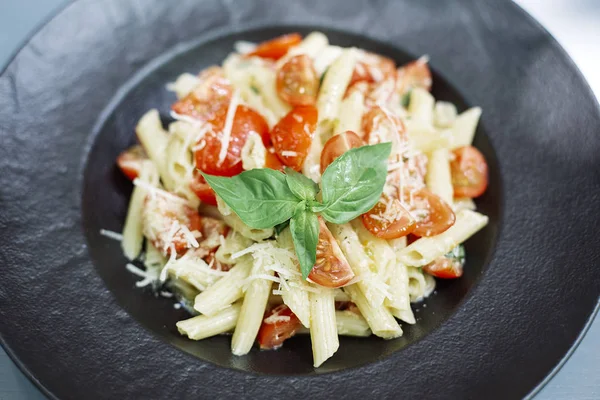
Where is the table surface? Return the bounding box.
[1,0,598,399]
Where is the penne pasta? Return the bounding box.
[398,210,489,267]
[309,289,339,367]
[177,303,241,340]
[426,148,454,205]
[231,259,275,356]
[121,161,158,260]
[193,257,252,316]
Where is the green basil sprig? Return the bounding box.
[203,142,391,279]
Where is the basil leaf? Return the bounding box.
[445,244,465,265]
[285,167,319,201]
[274,220,290,235]
[401,90,412,108]
[203,169,300,229]
[290,210,319,279]
[319,143,391,224]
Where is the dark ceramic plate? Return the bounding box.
[1,0,599,399]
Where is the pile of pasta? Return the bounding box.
[113,32,489,367]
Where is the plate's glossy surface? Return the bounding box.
[1,0,599,399]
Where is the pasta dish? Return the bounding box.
[107,32,489,367]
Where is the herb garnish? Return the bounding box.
[203,143,391,279]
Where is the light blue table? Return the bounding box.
[1,1,598,399]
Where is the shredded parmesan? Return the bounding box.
[281,151,299,157]
[133,179,188,204]
[99,229,123,241]
[179,224,200,248]
[264,314,291,324]
[218,89,240,165]
[170,110,203,126]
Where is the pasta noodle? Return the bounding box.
[112,32,491,368]
[398,210,489,267]
[426,148,454,205]
[309,289,339,367]
[231,256,275,356]
[121,161,158,260]
[177,303,241,340]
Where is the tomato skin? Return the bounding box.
[308,217,355,288]
[450,146,489,198]
[265,149,285,171]
[270,105,317,171]
[116,144,147,180]
[276,54,319,107]
[423,247,465,279]
[171,66,232,122]
[362,106,407,162]
[349,53,396,86]
[195,105,270,177]
[247,33,302,60]
[362,196,416,239]
[190,174,218,206]
[397,58,432,94]
[320,131,364,173]
[408,188,456,237]
[257,304,302,350]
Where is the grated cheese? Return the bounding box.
[99,229,123,241]
[170,110,203,126]
[264,314,291,324]
[218,89,240,165]
[281,151,299,157]
[133,179,188,204]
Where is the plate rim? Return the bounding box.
[0,0,599,399]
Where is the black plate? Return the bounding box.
[1,0,599,399]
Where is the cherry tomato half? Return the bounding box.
[450,146,489,198]
[423,245,465,279]
[247,33,302,60]
[308,217,355,288]
[320,131,364,173]
[189,173,218,206]
[397,58,432,94]
[349,52,396,86]
[257,304,303,350]
[265,148,286,171]
[276,54,319,107]
[362,195,416,239]
[171,66,232,122]
[406,188,456,237]
[270,105,317,171]
[195,105,270,177]
[116,144,147,181]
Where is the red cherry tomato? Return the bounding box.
[424,257,463,279]
[308,217,355,288]
[116,144,147,181]
[171,66,232,122]
[397,58,432,94]
[276,54,319,107]
[257,304,303,350]
[143,197,204,257]
[190,173,218,206]
[320,131,364,173]
[406,188,456,237]
[195,105,270,177]
[349,52,396,86]
[270,105,317,171]
[362,195,416,239]
[423,246,465,279]
[265,148,285,171]
[362,106,407,145]
[450,146,489,198]
[247,33,302,60]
